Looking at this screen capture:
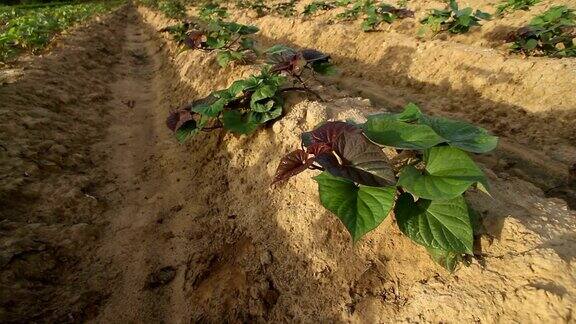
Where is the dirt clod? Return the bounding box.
[145,266,177,289]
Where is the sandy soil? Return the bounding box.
[0,2,575,323]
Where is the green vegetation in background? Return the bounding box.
[508,5,576,57]
[0,1,122,62]
[419,0,490,35]
[138,0,186,19]
[496,0,540,16]
[332,0,415,32]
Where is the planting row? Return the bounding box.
[141,1,501,272]
[151,0,576,58]
[0,1,124,62]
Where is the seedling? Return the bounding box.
[266,45,336,76]
[333,0,414,31]
[496,0,540,16]
[160,20,260,67]
[167,68,285,141]
[507,6,575,57]
[157,0,186,19]
[198,3,228,21]
[265,45,336,97]
[272,0,297,17]
[335,0,354,5]
[239,0,270,17]
[0,2,117,61]
[159,22,196,44]
[303,1,336,16]
[167,48,334,141]
[362,2,414,31]
[273,103,498,272]
[334,2,363,22]
[420,0,491,35]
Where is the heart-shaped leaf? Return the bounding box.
[249,100,283,123]
[166,109,193,132]
[317,131,395,186]
[175,120,197,143]
[205,36,227,49]
[250,84,277,107]
[426,246,462,272]
[273,149,313,183]
[314,172,396,242]
[192,97,228,117]
[363,115,444,150]
[300,49,330,63]
[302,121,361,148]
[395,103,423,122]
[395,193,473,254]
[216,51,233,67]
[398,146,487,200]
[222,110,259,134]
[222,22,259,35]
[419,115,498,153]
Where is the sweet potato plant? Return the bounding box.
[303,1,337,16]
[272,0,298,17]
[507,6,575,57]
[198,3,228,21]
[166,47,335,142]
[273,103,498,271]
[496,0,540,16]
[361,1,414,31]
[334,0,414,31]
[160,19,259,67]
[236,0,269,17]
[420,0,490,35]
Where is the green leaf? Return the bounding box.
[457,7,473,18]
[363,115,445,150]
[449,0,458,11]
[205,36,226,49]
[395,103,423,122]
[216,51,232,67]
[192,97,228,117]
[222,110,260,134]
[175,120,197,143]
[265,44,295,56]
[426,246,462,272]
[525,38,538,50]
[239,37,255,50]
[398,146,487,200]
[314,172,396,242]
[249,100,283,123]
[395,193,474,254]
[311,61,337,75]
[475,10,491,20]
[251,84,277,104]
[222,22,259,35]
[419,115,498,153]
[227,80,249,97]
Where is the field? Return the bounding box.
[0,0,575,322]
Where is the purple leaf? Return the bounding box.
[300,49,330,63]
[302,121,361,149]
[183,31,207,49]
[315,131,395,186]
[273,149,314,183]
[166,109,193,132]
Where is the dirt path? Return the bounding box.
[90,11,189,322]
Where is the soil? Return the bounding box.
[1,2,575,323]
